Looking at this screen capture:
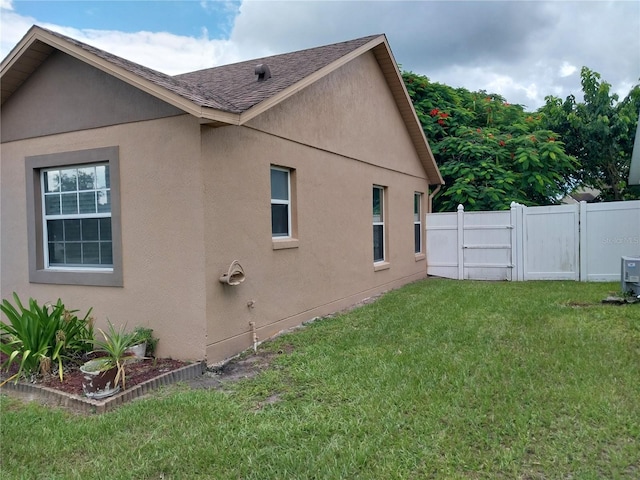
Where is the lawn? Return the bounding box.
[1,279,639,479]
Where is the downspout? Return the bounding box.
[427,184,442,213]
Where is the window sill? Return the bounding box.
[415,253,426,262]
[373,261,391,272]
[272,238,299,250]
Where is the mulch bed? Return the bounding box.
[1,352,189,397]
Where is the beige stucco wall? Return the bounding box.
[0,114,208,360]
[201,51,430,362]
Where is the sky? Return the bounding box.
[0,0,638,110]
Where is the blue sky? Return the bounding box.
[1,0,639,110]
[10,0,240,38]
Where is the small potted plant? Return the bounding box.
[127,326,158,359]
[80,321,136,399]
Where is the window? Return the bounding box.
[373,185,385,263]
[42,164,112,268]
[271,166,291,238]
[26,147,122,286]
[414,192,422,254]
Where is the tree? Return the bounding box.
[404,72,576,212]
[539,67,640,201]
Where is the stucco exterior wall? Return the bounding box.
[201,52,429,362]
[1,50,183,143]
[0,115,208,361]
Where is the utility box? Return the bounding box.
[621,256,640,295]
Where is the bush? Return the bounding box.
[0,293,94,383]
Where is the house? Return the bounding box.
[0,26,443,363]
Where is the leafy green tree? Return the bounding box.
[539,67,640,201]
[404,72,576,211]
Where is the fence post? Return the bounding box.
[457,204,464,280]
[579,201,588,282]
[510,202,524,281]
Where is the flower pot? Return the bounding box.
[80,358,120,399]
[126,342,147,360]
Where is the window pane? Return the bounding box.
[271,169,289,201]
[414,194,420,220]
[373,225,384,262]
[47,220,64,242]
[373,187,382,222]
[60,169,77,192]
[82,242,100,264]
[45,194,61,215]
[415,224,421,253]
[100,242,113,265]
[96,165,110,189]
[66,243,81,264]
[61,193,78,214]
[99,218,112,240]
[64,219,81,241]
[79,192,96,214]
[97,190,111,213]
[82,218,99,241]
[77,167,96,190]
[44,171,60,193]
[48,242,65,264]
[271,204,289,236]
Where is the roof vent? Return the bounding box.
[255,64,271,81]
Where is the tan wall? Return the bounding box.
[0,115,207,360]
[201,51,429,362]
[1,51,183,143]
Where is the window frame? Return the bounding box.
[270,165,298,250]
[25,146,123,287]
[373,185,386,264]
[414,192,423,255]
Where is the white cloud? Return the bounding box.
[559,62,577,78]
[0,0,13,11]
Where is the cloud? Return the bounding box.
[0,0,13,11]
[1,0,638,111]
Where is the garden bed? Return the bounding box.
[1,355,206,414]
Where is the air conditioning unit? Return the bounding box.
[621,256,640,296]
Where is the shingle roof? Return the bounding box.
[175,35,381,113]
[41,28,380,114]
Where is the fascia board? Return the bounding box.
[372,40,444,186]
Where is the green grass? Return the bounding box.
[1,280,639,479]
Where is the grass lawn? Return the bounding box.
[1,279,639,479]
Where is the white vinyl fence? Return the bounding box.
[426,200,640,282]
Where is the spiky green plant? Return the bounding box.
[92,321,137,389]
[0,293,94,384]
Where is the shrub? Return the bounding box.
[0,293,94,384]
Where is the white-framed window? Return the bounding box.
[41,164,113,269]
[26,146,122,287]
[373,185,385,263]
[271,166,291,238]
[414,192,422,254]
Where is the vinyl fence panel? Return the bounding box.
[426,200,640,282]
[521,204,579,280]
[580,200,640,281]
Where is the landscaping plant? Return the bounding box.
[92,321,137,389]
[0,293,94,384]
